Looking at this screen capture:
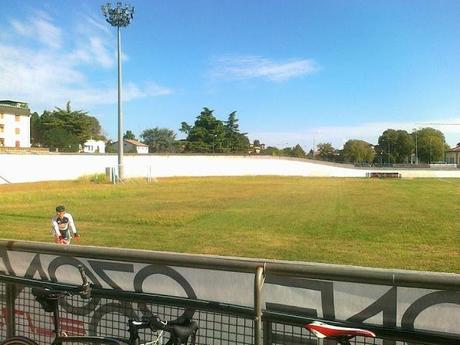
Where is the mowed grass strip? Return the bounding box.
[0,177,459,273]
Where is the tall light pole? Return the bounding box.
[102,2,134,180]
[413,128,418,164]
[429,137,432,164]
[312,130,319,158]
[387,141,390,164]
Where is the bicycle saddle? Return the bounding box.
[167,321,199,340]
[305,321,376,339]
[31,287,64,312]
[32,287,68,299]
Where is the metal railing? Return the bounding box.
[0,240,459,345]
[2,277,457,345]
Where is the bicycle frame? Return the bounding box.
[40,285,128,345]
[30,266,197,345]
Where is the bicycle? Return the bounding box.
[305,320,376,345]
[0,266,199,345]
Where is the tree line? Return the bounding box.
[315,128,449,165]
[30,102,451,164]
[30,104,253,154]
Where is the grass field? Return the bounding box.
[0,176,459,273]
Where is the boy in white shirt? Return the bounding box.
[51,205,80,244]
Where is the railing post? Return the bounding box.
[254,265,265,345]
[263,319,272,345]
[6,282,16,338]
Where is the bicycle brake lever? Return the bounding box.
[78,265,92,299]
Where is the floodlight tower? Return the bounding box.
[101,2,134,180]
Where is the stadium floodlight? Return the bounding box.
[101,2,134,180]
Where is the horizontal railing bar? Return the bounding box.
[92,287,255,317]
[0,240,262,273]
[265,261,460,290]
[1,240,459,290]
[0,273,255,318]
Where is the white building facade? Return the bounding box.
[0,100,31,148]
[83,139,106,153]
[110,139,149,154]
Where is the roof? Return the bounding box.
[111,139,148,147]
[0,100,28,106]
[446,145,460,152]
[84,139,106,144]
[124,139,148,147]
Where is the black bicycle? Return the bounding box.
[0,266,198,345]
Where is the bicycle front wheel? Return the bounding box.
[0,336,39,345]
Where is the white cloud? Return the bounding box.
[210,55,319,82]
[11,11,62,49]
[1,11,172,113]
[85,82,172,104]
[69,12,115,68]
[251,119,460,149]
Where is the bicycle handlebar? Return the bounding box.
[128,315,199,345]
[129,316,166,332]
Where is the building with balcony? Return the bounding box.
[0,100,31,148]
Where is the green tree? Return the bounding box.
[291,144,306,158]
[140,127,177,153]
[43,128,80,152]
[279,145,306,158]
[260,146,280,156]
[224,111,250,153]
[180,107,222,152]
[281,147,293,156]
[53,101,102,144]
[105,139,116,153]
[317,142,336,161]
[378,129,414,163]
[180,107,249,153]
[394,130,414,163]
[123,130,136,140]
[372,145,385,165]
[180,122,192,136]
[39,101,105,151]
[415,127,446,163]
[30,112,42,146]
[343,139,375,164]
[378,129,397,164]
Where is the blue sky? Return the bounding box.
[1,1,459,149]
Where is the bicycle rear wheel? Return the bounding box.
[0,336,39,345]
